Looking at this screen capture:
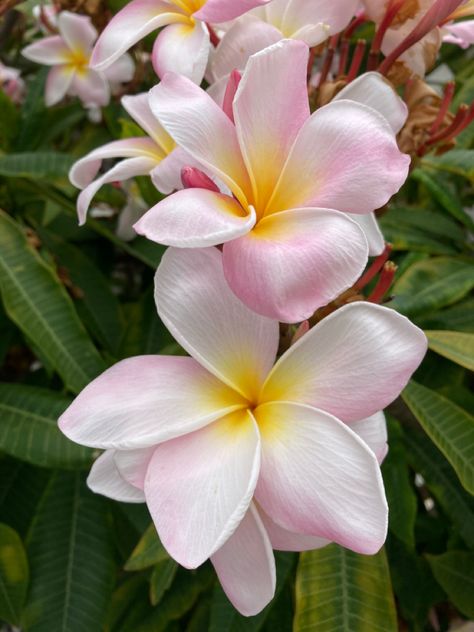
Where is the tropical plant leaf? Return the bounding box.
[0,153,74,179]
[402,381,474,494]
[421,149,474,182]
[427,551,474,619]
[22,471,115,632]
[0,210,105,393]
[425,330,474,370]
[0,523,29,626]
[294,545,397,632]
[0,383,93,468]
[124,523,169,571]
[150,558,179,606]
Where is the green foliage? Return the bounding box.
[0,523,29,626]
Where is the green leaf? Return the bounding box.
[425,330,474,370]
[294,545,397,632]
[124,523,169,571]
[0,91,20,148]
[382,418,417,548]
[0,384,93,469]
[389,256,474,318]
[418,298,474,333]
[0,210,105,393]
[0,523,29,626]
[411,168,474,230]
[150,558,178,606]
[427,551,474,619]
[23,471,115,632]
[402,381,474,494]
[403,428,474,548]
[0,153,74,179]
[421,149,474,182]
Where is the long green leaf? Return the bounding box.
[427,551,474,618]
[421,149,474,182]
[0,153,74,179]
[294,545,397,632]
[402,381,474,494]
[425,330,474,370]
[0,210,105,393]
[23,472,115,632]
[0,384,92,468]
[124,523,169,571]
[0,523,29,626]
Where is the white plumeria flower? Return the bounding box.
[0,61,25,103]
[22,11,134,107]
[59,247,427,616]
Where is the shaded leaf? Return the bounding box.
[421,149,474,182]
[427,551,474,619]
[124,523,168,571]
[0,153,74,179]
[150,558,179,606]
[0,523,29,626]
[425,330,474,370]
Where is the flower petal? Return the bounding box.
[148,73,251,206]
[22,36,71,65]
[69,137,161,189]
[90,0,184,71]
[209,18,282,83]
[58,355,246,449]
[443,20,474,48]
[255,401,388,554]
[149,146,202,194]
[152,21,209,84]
[349,212,385,256]
[113,447,155,488]
[154,247,279,400]
[233,39,310,212]
[103,53,135,85]
[145,410,260,568]
[211,504,276,616]
[45,65,75,106]
[334,71,408,133]
[351,411,388,464]
[282,0,359,39]
[261,302,427,422]
[266,99,410,215]
[257,505,330,552]
[134,188,256,247]
[76,155,158,225]
[193,0,271,23]
[223,207,368,323]
[87,449,146,502]
[122,93,174,153]
[57,11,97,54]
[70,68,110,107]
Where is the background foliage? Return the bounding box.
[0,8,473,632]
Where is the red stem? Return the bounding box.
[346,40,366,82]
[354,243,392,290]
[429,81,455,134]
[367,262,397,303]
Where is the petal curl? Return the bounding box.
[87,450,146,502]
[152,21,210,84]
[193,0,271,23]
[22,36,71,65]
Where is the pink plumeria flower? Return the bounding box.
[207,0,359,89]
[89,0,272,84]
[69,93,202,224]
[22,11,134,107]
[442,18,474,46]
[58,247,427,616]
[0,61,25,104]
[134,39,410,322]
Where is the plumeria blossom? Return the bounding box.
[22,11,134,107]
[69,92,200,224]
[89,0,272,84]
[0,61,25,104]
[58,246,427,616]
[133,39,410,322]
[207,0,359,89]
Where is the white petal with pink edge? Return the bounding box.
[152,21,210,84]
[257,505,330,552]
[282,0,359,39]
[222,207,368,323]
[103,53,135,85]
[90,0,185,71]
[334,72,408,134]
[349,212,385,256]
[122,93,174,152]
[70,68,110,107]
[149,146,205,194]
[261,302,427,422]
[45,65,75,106]
[193,0,271,23]
[134,188,256,247]
[148,73,251,206]
[114,447,155,489]
[22,36,71,65]
[351,411,388,464]
[145,410,260,569]
[233,39,310,212]
[57,11,97,54]
[255,401,388,554]
[58,355,246,449]
[154,247,279,401]
[87,450,146,502]
[211,504,276,616]
[266,99,410,215]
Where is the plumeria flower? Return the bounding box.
[69,92,201,224]
[0,61,25,104]
[22,11,134,107]
[207,0,359,90]
[89,0,272,84]
[58,247,427,616]
[134,39,410,322]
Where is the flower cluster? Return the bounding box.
[13,0,472,617]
